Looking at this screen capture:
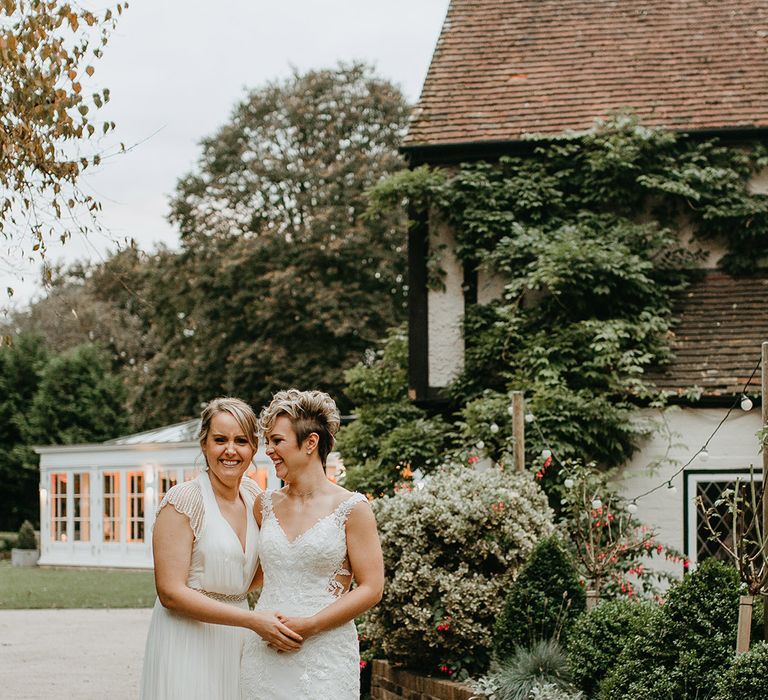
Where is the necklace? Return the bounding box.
[288,485,318,498]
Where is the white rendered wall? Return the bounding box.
[427,218,465,387]
[614,406,764,580]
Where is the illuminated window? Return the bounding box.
[158,470,178,500]
[127,472,145,543]
[246,467,269,491]
[73,473,90,542]
[103,472,120,543]
[51,473,68,542]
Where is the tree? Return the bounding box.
[126,63,411,426]
[0,334,48,528]
[1,0,125,294]
[27,343,128,445]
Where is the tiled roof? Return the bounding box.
[405,0,768,147]
[646,272,768,398]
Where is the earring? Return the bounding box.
[306,450,312,455]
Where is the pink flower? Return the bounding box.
[359,660,367,669]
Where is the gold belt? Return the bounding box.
[191,587,248,603]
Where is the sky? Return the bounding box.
[7,0,450,308]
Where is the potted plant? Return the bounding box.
[11,520,39,567]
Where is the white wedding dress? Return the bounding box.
[240,490,368,699]
[140,471,260,700]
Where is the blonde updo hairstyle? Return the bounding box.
[259,389,341,468]
[198,397,260,462]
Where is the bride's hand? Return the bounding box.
[276,615,318,641]
[251,611,303,651]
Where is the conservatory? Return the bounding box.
[35,419,342,568]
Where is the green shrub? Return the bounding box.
[598,558,741,699]
[494,536,585,660]
[490,639,578,700]
[566,599,657,696]
[714,642,768,700]
[364,464,554,676]
[16,520,37,550]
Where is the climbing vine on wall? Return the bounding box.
[368,116,768,470]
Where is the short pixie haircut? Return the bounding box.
[199,397,259,452]
[259,389,341,468]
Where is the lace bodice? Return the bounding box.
[255,490,368,616]
[241,489,368,699]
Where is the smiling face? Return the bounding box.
[203,411,257,487]
[264,414,317,483]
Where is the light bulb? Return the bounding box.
[524,413,535,423]
[490,423,500,434]
[591,498,602,509]
[564,478,574,489]
[507,405,514,416]
[699,448,709,462]
[740,395,753,412]
[541,449,552,460]
[626,502,638,514]
[475,440,485,450]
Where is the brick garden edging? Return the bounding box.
[371,660,475,700]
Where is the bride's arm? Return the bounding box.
[279,502,384,639]
[153,505,302,651]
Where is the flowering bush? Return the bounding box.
[558,460,682,599]
[365,464,554,676]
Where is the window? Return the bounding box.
[158,470,178,500]
[51,473,68,542]
[73,473,90,542]
[246,467,269,491]
[127,472,145,543]
[687,470,763,566]
[103,472,120,543]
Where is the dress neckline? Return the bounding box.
[203,471,251,555]
[268,492,360,546]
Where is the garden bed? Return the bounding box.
[371,660,474,700]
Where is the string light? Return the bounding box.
[626,501,638,514]
[541,449,552,460]
[507,405,515,416]
[591,497,602,509]
[525,413,535,423]
[564,478,575,489]
[475,440,485,450]
[490,423,500,434]
[523,354,762,508]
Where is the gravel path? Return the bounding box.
[0,608,153,699]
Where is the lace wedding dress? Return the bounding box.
[140,471,260,700]
[240,490,368,699]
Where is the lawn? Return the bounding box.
[0,561,157,609]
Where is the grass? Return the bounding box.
[0,560,157,609]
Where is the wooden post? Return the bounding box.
[511,391,525,472]
[762,341,768,643]
[737,594,754,654]
[586,589,600,611]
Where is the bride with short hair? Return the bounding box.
[240,389,384,699]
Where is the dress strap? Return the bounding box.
[333,492,369,529]
[239,476,262,505]
[157,480,205,538]
[261,490,275,521]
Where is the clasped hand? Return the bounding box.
[252,611,303,652]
